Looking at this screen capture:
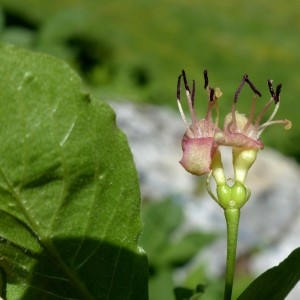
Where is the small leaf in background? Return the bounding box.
[149,267,174,300]
[157,231,217,267]
[140,199,183,266]
[237,247,300,300]
[140,199,217,300]
[174,284,206,300]
[0,43,148,299]
[174,287,196,300]
[140,199,216,268]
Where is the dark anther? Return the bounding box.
[204,69,214,102]
[234,74,247,103]
[203,69,209,89]
[267,79,275,98]
[209,88,215,102]
[182,70,191,93]
[245,76,262,97]
[267,79,281,103]
[177,73,183,100]
[275,83,282,104]
[191,80,196,107]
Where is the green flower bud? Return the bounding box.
[217,183,231,209]
[231,182,250,208]
[211,150,226,185]
[216,182,250,209]
[233,147,258,183]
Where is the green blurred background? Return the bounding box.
[0,0,299,160]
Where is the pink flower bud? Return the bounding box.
[177,70,221,176]
[180,135,218,176]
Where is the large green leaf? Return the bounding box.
[237,248,300,300]
[0,43,148,299]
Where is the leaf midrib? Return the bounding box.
[0,163,96,299]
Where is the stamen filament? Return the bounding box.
[202,70,219,135]
[177,98,193,136]
[257,119,292,137]
[214,101,220,127]
[182,70,201,137]
[265,101,280,124]
[191,80,196,108]
[254,99,273,132]
[234,74,247,103]
[210,88,215,102]
[243,95,257,133]
[177,74,193,136]
[231,103,237,131]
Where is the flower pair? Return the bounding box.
[177,70,291,182]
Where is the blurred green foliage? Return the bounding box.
[140,199,217,300]
[0,0,299,159]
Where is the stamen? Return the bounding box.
[268,80,281,103]
[212,87,222,127]
[181,70,201,136]
[209,88,215,102]
[176,73,182,100]
[230,104,237,131]
[214,101,220,127]
[264,83,282,124]
[214,87,223,99]
[245,76,262,97]
[257,119,292,137]
[177,74,192,135]
[234,74,261,134]
[205,100,214,123]
[231,74,248,130]
[205,87,222,128]
[255,82,283,136]
[203,70,220,105]
[234,74,247,103]
[243,94,258,133]
[191,80,196,108]
[182,70,190,93]
[254,98,273,132]
[266,101,280,124]
[204,70,209,90]
[275,83,282,104]
[267,79,275,98]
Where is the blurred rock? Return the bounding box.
[110,101,300,299]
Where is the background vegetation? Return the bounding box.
[0,0,299,159]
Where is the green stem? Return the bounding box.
[224,208,240,300]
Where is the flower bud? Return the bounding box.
[233,147,258,184]
[180,136,218,176]
[177,70,221,176]
[217,183,231,209]
[216,182,250,209]
[231,181,250,208]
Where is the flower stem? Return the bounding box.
[224,208,240,300]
